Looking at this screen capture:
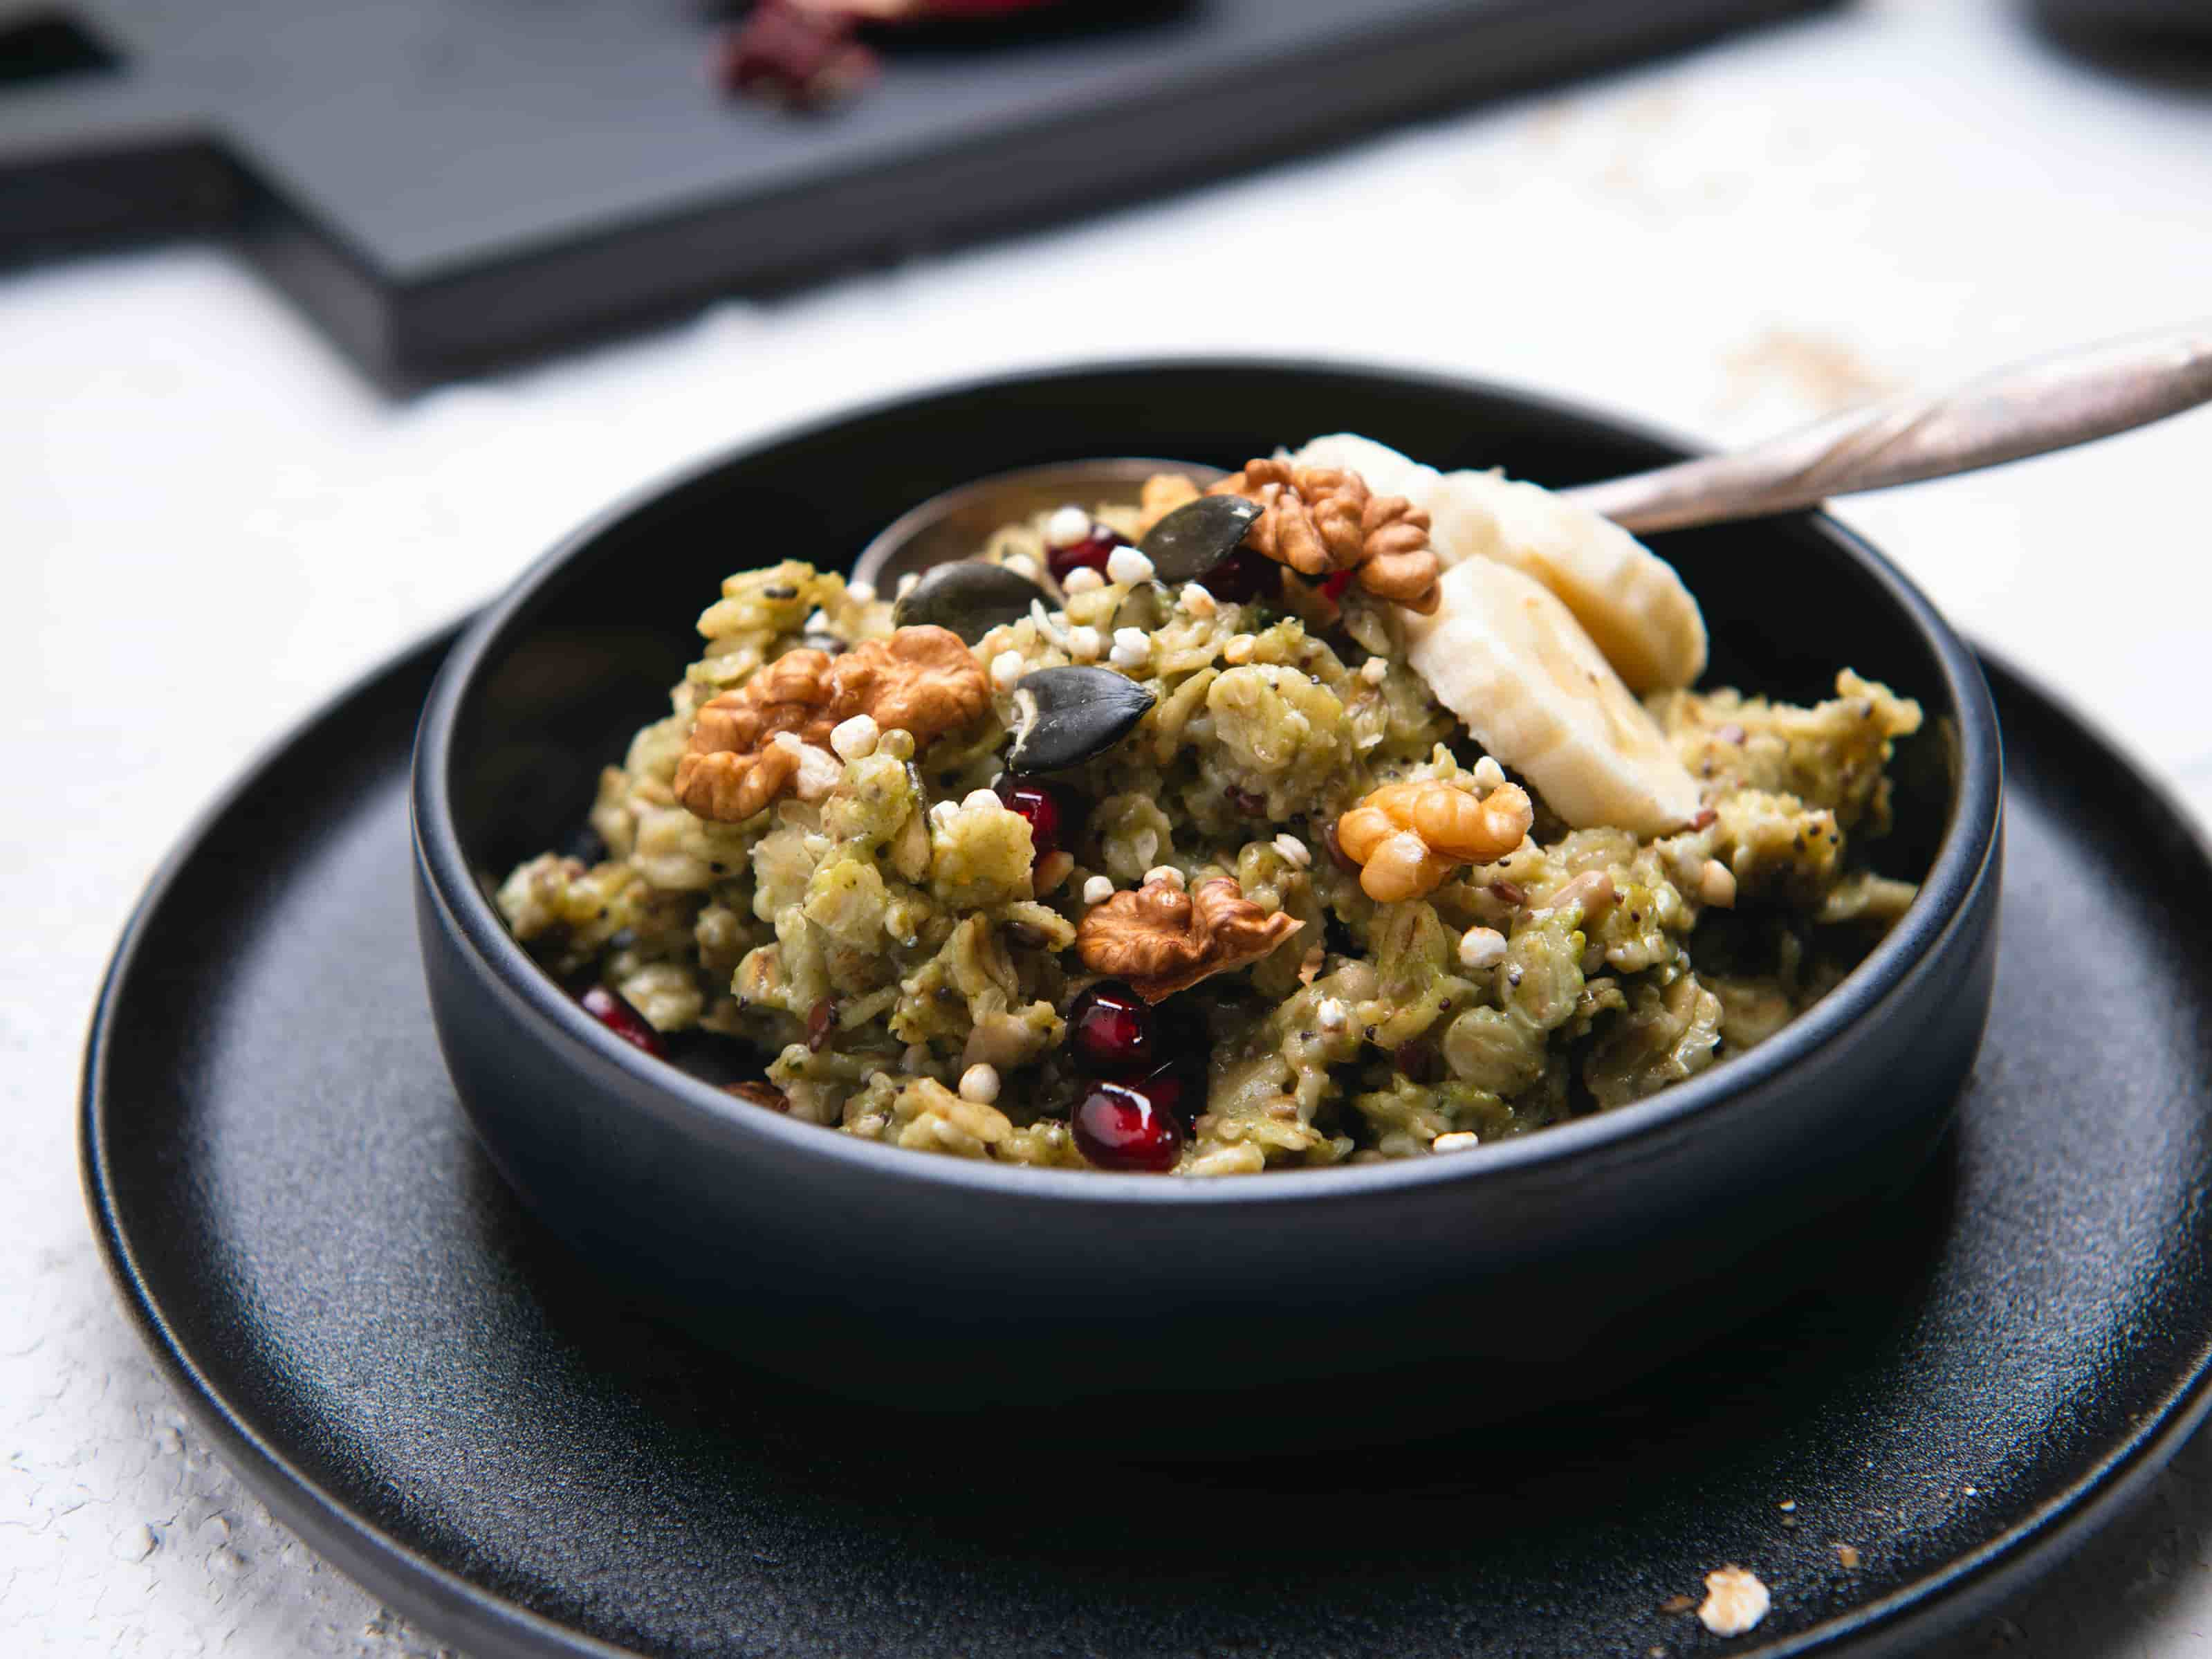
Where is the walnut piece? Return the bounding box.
[1076,875,1302,1002]
[675,624,988,821]
[1336,778,1534,903]
[1697,1566,1771,1637]
[1210,459,1441,614]
[1135,472,1202,536]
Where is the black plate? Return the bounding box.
[84,628,2212,1659]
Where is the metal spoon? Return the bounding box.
[851,324,2212,589]
[853,457,1226,594]
[1565,322,2212,533]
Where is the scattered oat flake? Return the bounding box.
[1698,1566,1770,1637]
[1777,1499,1796,1512]
[1835,1543,1861,1569]
[1659,1594,1697,1614]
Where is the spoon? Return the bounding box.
[851,324,2212,589]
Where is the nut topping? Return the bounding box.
[1135,471,1202,536]
[1210,459,1442,614]
[1076,875,1302,1002]
[675,624,988,822]
[1335,778,1535,903]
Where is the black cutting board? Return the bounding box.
[2,0,1833,380]
[82,625,2212,1658]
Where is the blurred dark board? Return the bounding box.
[0,1,1838,381]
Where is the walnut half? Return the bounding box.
[1076,875,1302,1002]
[1336,778,1534,903]
[1210,459,1441,614]
[674,624,988,822]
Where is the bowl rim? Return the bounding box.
[411,355,2004,1209]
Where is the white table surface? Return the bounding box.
[7,1,2212,1652]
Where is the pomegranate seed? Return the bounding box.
[1394,1038,1441,1085]
[1046,524,1128,584]
[1205,547,1277,605]
[1134,1063,1197,1126]
[580,986,665,1058]
[1067,980,1154,1074]
[713,2,878,104]
[1072,1080,1184,1172]
[995,776,1076,861]
[1319,569,1354,603]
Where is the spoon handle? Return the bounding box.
[1561,324,2212,534]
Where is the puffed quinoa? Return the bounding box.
[1067,625,1103,663]
[1143,865,1186,890]
[1272,833,1311,868]
[1458,926,1508,971]
[990,650,1024,693]
[1222,633,1256,665]
[1316,997,1349,1032]
[1360,657,1389,685]
[1700,859,1739,908]
[1062,566,1105,594]
[1044,505,1091,549]
[959,1063,1002,1105]
[829,713,880,760]
[1179,583,1218,618]
[1473,755,1506,792]
[1105,545,1157,585]
[1082,874,1114,906]
[1109,627,1152,670]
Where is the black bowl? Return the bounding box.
[412,360,2002,1433]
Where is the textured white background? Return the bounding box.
[6,1,2212,1653]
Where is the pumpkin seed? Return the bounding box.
[893,560,1054,643]
[1008,666,1156,772]
[1139,495,1263,584]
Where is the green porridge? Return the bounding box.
[499,435,1923,1175]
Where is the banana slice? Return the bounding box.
[1402,557,1702,838]
[1293,434,1707,693]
